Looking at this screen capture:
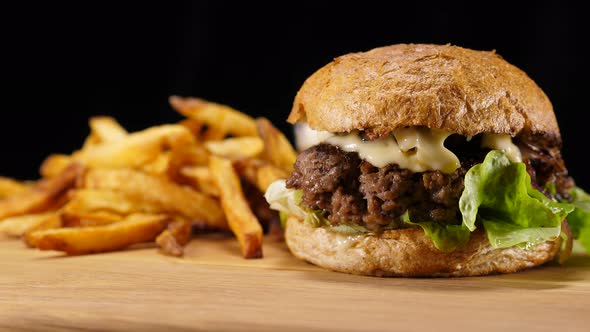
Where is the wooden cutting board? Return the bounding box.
[1,234,589,332]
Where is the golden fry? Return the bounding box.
[166,218,192,246]
[88,116,128,143]
[205,137,264,159]
[231,158,265,186]
[23,212,64,247]
[27,213,169,255]
[169,96,257,138]
[256,117,297,173]
[140,151,171,176]
[0,212,56,237]
[179,166,219,197]
[232,158,289,192]
[209,156,263,259]
[2,95,297,259]
[81,117,128,150]
[156,218,192,257]
[0,163,83,220]
[256,164,290,193]
[39,154,73,178]
[166,143,209,183]
[201,126,226,142]
[0,177,32,199]
[72,124,194,169]
[81,132,101,150]
[64,189,162,216]
[61,210,124,227]
[178,118,203,137]
[83,168,227,230]
[155,230,183,257]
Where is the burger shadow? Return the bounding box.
[297,253,590,291]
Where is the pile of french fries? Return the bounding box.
[0,96,297,258]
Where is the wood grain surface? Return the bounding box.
[1,234,589,332]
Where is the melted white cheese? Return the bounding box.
[481,134,522,163]
[294,123,333,151]
[327,127,460,173]
[295,123,522,173]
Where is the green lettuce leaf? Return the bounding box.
[265,180,324,227]
[459,150,573,249]
[563,187,590,252]
[401,212,470,252]
[482,219,561,249]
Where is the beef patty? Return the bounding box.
[286,135,574,231]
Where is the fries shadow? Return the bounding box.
[296,253,590,292]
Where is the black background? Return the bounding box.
[1,2,587,188]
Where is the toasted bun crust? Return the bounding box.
[285,216,560,277]
[288,44,560,141]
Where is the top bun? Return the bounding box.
[288,44,560,140]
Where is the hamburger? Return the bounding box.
[265,43,590,277]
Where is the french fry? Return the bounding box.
[0,212,56,237]
[23,212,64,247]
[141,151,171,176]
[43,117,128,177]
[167,218,192,246]
[230,158,282,239]
[232,158,265,186]
[156,218,192,257]
[232,158,289,192]
[39,154,73,178]
[0,163,83,220]
[256,117,297,173]
[0,177,32,199]
[88,116,128,143]
[155,231,183,257]
[83,168,227,230]
[178,118,204,137]
[181,116,225,141]
[255,164,290,193]
[209,156,263,258]
[61,211,124,228]
[169,96,257,138]
[2,96,296,259]
[72,124,194,169]
[63,189,163,216]
[81,116,128,151]
[166,143,209,183]
[205,137,264,159]
[179,166,219,197]
[81,133,101,150]
[201,126,226,142]
[27,213,169,255]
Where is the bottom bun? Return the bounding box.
[284,216,560,277]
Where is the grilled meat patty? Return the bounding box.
[286,136,573,231]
